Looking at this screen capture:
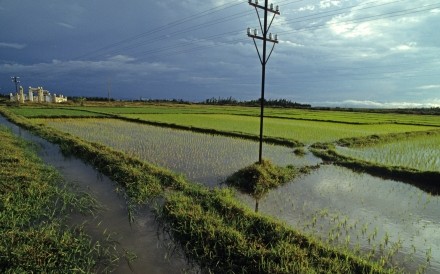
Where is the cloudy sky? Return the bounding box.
[1,0,439,107]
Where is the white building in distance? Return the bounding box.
[10,86,68,103]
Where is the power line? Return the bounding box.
[73,0,248,60]
[88,10,253,60]
[22,1,439,88]
[274,0,404,26]
[109,1,440,61]
[73,0,306,61]
[277,2,440,35]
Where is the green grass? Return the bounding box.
[225,160,301,201]
[335,131,440,172]
[122,113,437,144]
[0,106,395,273]
[7,102,440,126]
[159,187,392,273]
[68,104,440,126]
[35,118,315,185]
[0,125,117,272]
[7,107,106,118]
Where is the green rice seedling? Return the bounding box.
[4,106,440,270]
[8,106,106,118]
[123,113,437,145]
[0,125,118,272]
[335,131,440,172]
[38,118,319,186]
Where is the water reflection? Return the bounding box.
[0,116,195,273]
[4,116,439,272]
[42,118,322,186]
[237,165,440,273]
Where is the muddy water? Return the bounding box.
[0,116,195,273]
[237,165,440,273]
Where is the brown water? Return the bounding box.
[0,116,196,273]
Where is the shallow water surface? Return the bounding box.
[238,165,440,273]
[42,118,322,186]
[0,116,194,273]
[5,115,440,272]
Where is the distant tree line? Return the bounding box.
[374,108,440,115]
[65,95,439,115]
[203,97,311,108]
[71,96,115,102]
[314,106,440,115]
[136,98,188,104]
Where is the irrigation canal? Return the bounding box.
[0,116,197,273]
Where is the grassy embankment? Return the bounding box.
[65,104,440,192]
[0,106,394,273]
[225,160,315,212]
[8,104,440,189]
[0,125,117,272]
[311,129,440,194]
[7,104,440,191]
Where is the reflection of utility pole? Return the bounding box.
[11,76,20,93]
[247,0,280,164]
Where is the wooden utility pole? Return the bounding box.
[247,0,280,164]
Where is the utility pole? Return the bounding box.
[247,0,280,164]
[11,76,20,93]
[107,79,111,102]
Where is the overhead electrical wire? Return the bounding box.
[73,0,248,60]
[277,2,440,35]
[88,1,439,62]
[74,0,305,61]
[129,1,440,61]
[45,0,439,85]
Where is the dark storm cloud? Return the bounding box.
[0,0,439,107]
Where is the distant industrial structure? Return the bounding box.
[10,86,67,103]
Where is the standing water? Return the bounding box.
[237,165,440,273]
[0,116,196,273]
[16,117,440,272]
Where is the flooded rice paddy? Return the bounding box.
[0,116,195,273]
[6,116,440,273]
[238,165,440,273]
[41,118,321,186]
[335,134,440,172]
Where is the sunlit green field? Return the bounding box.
[70,104,440,126]
[8,107,105,117]
[4,104,440,272]
[9,104,439,145]
[38,118,320,184]
[336,132,440,172]
[122,113,437,144]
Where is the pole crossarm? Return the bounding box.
[247,33,279,44]
[248,1,280,15]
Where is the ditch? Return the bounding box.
[0,116,196,273]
